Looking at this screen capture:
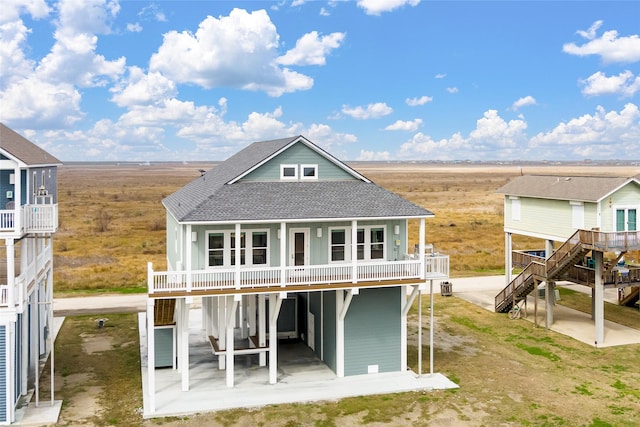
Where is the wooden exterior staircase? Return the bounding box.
[495,230,640,313]
[154,298,176,326]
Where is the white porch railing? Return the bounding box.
[148,255,450,294]
[0,204,58,234]
[0,243,52,308]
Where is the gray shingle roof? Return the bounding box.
[164,136,433,223]
[0,123,62,166]
[496,175,639,202]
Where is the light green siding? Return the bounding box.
[154,327,174,368]
[504,182,640,237]
[322,291,337,373]
[166,214,180,270]
[605,183,640,232]
[187,220,408,269]
[344,287,401,375]
[241,142,356,181]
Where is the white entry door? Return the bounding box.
[289,228,310,267]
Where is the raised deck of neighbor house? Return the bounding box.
[148,254,449,298]
[0,203,58,234]
[495,230,640,313]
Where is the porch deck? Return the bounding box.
[148,255,450,297]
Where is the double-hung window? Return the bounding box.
[329,226,386,262]
[207,230,269,267]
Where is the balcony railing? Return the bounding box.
[148,255,450,295]
[0,204,58,234]
[0,244,52,308]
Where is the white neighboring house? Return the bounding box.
[0,124,61,424]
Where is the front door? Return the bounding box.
[289,228,310,267]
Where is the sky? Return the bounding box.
[1,0,639,163]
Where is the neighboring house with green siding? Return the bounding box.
[144,135,449,415]
[495,174,640,345]
[0,124,61,425]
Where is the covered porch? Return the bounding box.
[138,306,458,419]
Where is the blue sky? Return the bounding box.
[1,0,639,162]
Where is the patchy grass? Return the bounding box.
[43,293,640,426]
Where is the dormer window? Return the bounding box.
[281,165,298,180]
[301,164,318,180]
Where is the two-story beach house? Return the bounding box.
[0,124,61,424]
[495,174,640,345]
[144,135,450,415]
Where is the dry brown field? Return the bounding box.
[54,162,640,294]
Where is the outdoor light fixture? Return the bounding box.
[394,225,400,235]
[316,228,322,238]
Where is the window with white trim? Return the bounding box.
[329,226,386,262]
[300,164,318,180]
[280,165,298,180]
[207,230,269,267]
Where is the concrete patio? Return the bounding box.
[137,309,458,419]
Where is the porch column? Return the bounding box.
[351,220,358,283]
[269,293,284,384]
[146,298,156,414]
[336,289,355,377]
[218,296,226,369]
[430,279,434,375]
[248,294,257,338]
[181,298,190,391]
[594,251,604,345]
[226,296,239,388]
[210,296,219,338]
[235,223,241,289]
[240,295,248,339]
[545,240,555,327]
[280,222,286,287]
[6,239,15,310]
[419,218,425,279]
[505,232,512,286]
[258,294,266,366]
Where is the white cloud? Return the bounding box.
[385,118,423,132]
[110,67,177,107]
[0,0,124,128]
[149,8,315,97]
[358,149,390,161]
[469,110,527,148]
[511,96,537,111]
[396,109,527,160]
[276,31,345,66]
[576,20,602,40]
[342,102,393,119]
[435,73,446,79]
[0,0,50,24]
[357,0,420,16]
[127,22,142,33]
[580,71,640,98]
[0,78,83,127]
[138,4,166,22]
[563,21,640,63]
[529,104,640,159]
[446,87,458,94]
[406,95,432,106]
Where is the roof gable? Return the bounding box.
[496,175,640,202]
[164,135,431,223]
[0,123,62,166]
[228,135,368,184]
